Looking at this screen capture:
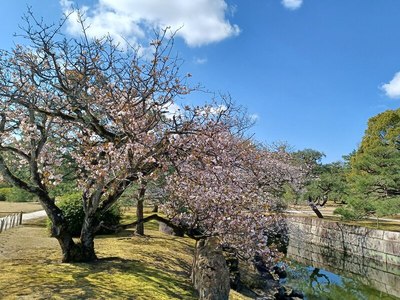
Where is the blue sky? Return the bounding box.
[1,0,399,162]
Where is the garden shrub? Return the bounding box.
[50,192,121,236]
[332,196,398,220]
[375,197,400,217]
[0,187,37,202]
[333,207,361,220]
[0,187,11,201]
[8,187,37,202]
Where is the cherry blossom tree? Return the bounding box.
[0,11,304,273]
[163,122,304,263]
[0,11,212,262]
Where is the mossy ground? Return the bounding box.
[0,208,250,299]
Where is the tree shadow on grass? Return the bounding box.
[67,257,197,299]
[0,257,197,300]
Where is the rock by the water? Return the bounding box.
[191,237,230,300]
[275,285,304,300]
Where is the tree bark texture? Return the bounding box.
[136,182,147,235]
[50,213,98,263]
[79,214,98,261]
[308,196,324,218]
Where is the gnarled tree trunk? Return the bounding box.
[48,203,98,263]
[79,214,98,261]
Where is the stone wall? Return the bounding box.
[287,217,400,298]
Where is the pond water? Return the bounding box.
[281,261,399,300]
[283,218,400,299]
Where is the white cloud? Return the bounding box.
[163,103,182,120]
[282,0,303,10]
[249,114,259,122]
[60,0,240,47]
[381,72,400,99]
[194,57,208,65]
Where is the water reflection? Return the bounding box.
[286,238,400,299]
[282,263,398,300]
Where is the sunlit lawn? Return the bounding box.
[0,209,250,299]
[0,219,195,299]
[0,201,42,217]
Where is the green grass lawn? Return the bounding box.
[0,208,250,299]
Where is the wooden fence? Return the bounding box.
[0,212,23,233]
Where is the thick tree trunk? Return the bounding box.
[136,182,147,235]
[38,197,87,262]
[50,213,97,263]
[0,154,98,263]
[44,196,97,262]
[79,215,98,262]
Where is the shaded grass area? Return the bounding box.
[0,215,197,299]
[0,208,251,299]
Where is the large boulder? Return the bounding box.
[192,237,230,300]
[158,222,184,237]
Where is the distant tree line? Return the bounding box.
[287,108,400,219]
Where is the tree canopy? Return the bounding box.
[0,11,303,264]
[334,108,400,219]
[348,108,400,199]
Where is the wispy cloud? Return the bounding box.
[381,71,400,99]
[60,0,240,48]
[249,114,259,122]
[194,57,208,65]
[281,0,303,10]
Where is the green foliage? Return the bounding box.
[0,181,10,188]
[49,181,78,199]
[288,149,329,205]
[282,183,300,205]
[304,162,349,204]
[0,188,11,201]
[338,108,400,219]
[0,187,37,202]
[293,148,325,178]
[53,193,121,236]
[333,206,361,220]
[374,197,400,217]
[334,196,400,220]
[349,108,400,198]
